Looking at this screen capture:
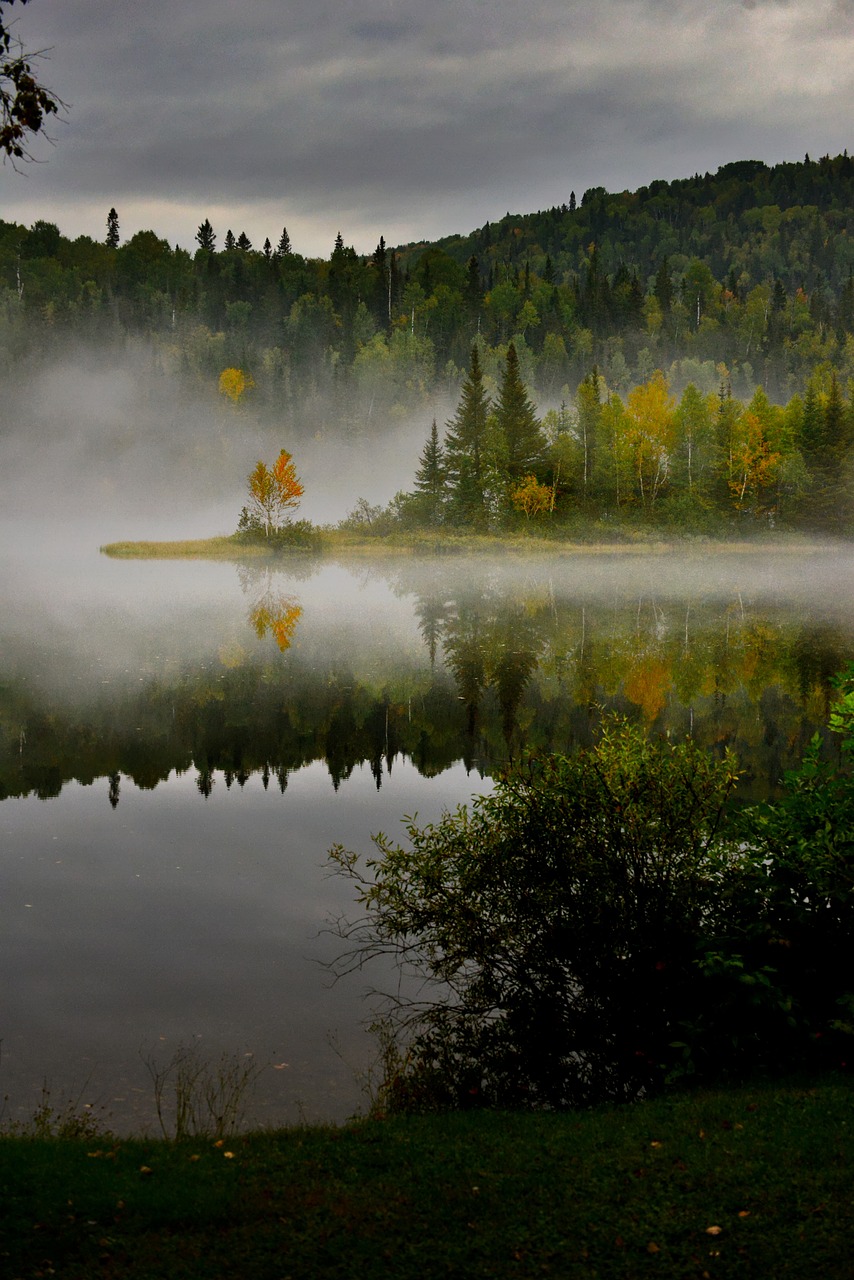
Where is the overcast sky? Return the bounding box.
[2,0,853,258]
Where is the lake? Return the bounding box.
[1,538,852,1133]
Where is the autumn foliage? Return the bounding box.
[510,474,554,519]
[250,598,303,651]
[218,367,254,403]
[244,449,304,536]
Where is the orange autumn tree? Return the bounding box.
[246,449,304,536]
[250,597,303,651]
[727,410,782,517]
[510,474,554,519]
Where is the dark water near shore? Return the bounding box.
[1,540,852,1131]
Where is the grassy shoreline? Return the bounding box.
[2,1075,852,1278]
[100,528,833,560]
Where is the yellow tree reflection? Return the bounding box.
[249,597,303,651]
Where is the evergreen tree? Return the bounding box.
[196,218,216,252]
[276,226,292,256]
[465,255,481,315]
[838,268,854,333]
[236,231,252,251]
[371,236,389,325]
[224,229,236,251]
[824,371,847,460]
[798,372,853,527]
[654,258,673,313]
[576,368,603,501]
[495,341,546,488]
[800,379,826,462]
[444,344,491,527]
[105,207,119,249]
[263,237,272,259]
[413,419,447,525]
[371,236,387,274]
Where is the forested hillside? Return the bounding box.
[2,152,854,530]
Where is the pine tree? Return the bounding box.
[444,345,491,527]
[576,369,603,500]
[495,342,546,488]
[800,379,826,461]
[263,237,272,259]
[654,258,673,313]
[413,419,446,525]
[371,237,389,325]
[276,226,291,256]
[465,255,481,317]
[224,229,236,251]
[105,207,119,249]
[824,371,847,460]
[236,231,252,251]
[196,218,216,252]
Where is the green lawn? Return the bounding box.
[2,1076,852,1278]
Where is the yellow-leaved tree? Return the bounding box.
[219,367,254,403]
[623,371,676,510]
[250,598,303,651]
[510,474,554,519]
[245,449,304,536]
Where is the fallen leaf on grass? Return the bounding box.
[706,1226,723,1236]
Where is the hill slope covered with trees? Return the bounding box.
[3,152,854,530]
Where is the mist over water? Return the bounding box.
[2,348,854,1131]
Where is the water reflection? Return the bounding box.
[1,550,852,804]
[238,564,303,653]
[1,545,852,1130]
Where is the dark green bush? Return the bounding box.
[235,508,321,550]
[332,678,854,1112]
[332,718,743,1109]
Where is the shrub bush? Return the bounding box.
[332,677,854,1112]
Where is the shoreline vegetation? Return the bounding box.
[3,1076,853,1278]
[100,527,837,560]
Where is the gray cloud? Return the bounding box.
[2,0,852,254]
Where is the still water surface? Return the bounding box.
[1,539,852,1131]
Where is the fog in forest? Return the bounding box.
[0,342,451,551]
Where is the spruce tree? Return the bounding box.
[196,218,216,252]
[444,345,491,527]
[105,207,119,249]
[224,229,236,251]
[654,258,673,313]
[236,231,252,251]
[575,368,603,501]
[495,342,546,488]
[413,419,446,525]
[276,226,291,256]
